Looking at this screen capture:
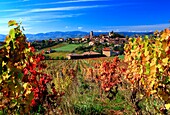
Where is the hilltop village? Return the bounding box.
[31,31,129,59]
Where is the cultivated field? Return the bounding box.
[53,44,83,52]
[42,55,169,114]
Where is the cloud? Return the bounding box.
[32,20,59,23]
[55,0,106,4]
[0,13,83,26]
[23,0,106,6]
[0,9,21,12]
[30,5,105,12]
[65,26,69,29]
[11,5,108,16]
[0,26,9,34]
[103,23,170,32]
[78,27,83,30]
[17,13,83,23]
[0,1,17,4]
[0,0,25,4]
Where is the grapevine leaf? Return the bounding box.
[144,50,149,56]
[150,65,156,76]
[9,28,15,39]
[162,57,169,66]
[165,103,170,110]
[150,57,157,67]
[150,90,157,94]
[2,61,6,67]
[145,62,150,75]
[5,35,11,43]
[144,35,149,39]
[2,73,10,80]
[23,83,28,90]
[8,20,18,27]
[18,72,23,79]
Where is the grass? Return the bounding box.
[53,44,83,52]
[38,43,87,58]
[37,42,68,53]
[118,55,124,60]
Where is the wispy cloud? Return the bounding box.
[65,26,69,29]
[0,1,19,4]
[23,0,106,6]
[0,0,28,4]
[78,27,83,30]
[0,13,83,25]
[17,13,84,23]
[0,9,21,12]
[54,0,106,4]
[104,23,170,32]
[32,20,59,23]
[29,5,107,12]
[11,5,108,16]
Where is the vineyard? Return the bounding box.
[0,20,169,114]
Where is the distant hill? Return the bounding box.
[26,31,89,41]
[0,34,6,42]
[118,32,153,37]
[0,31,153,42]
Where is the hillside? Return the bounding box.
[0,31,153,42]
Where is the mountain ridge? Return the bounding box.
[0,31,153,42]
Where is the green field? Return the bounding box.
[42,43,87,58]
[37,42,68,53]
[53,44,83,52]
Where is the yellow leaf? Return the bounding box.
[139,94,144,99]
[144,50,149,56]
[150,90,157,94]
[8,20,18,27]
[150,58,157,67]
[24,90,31,96]
[165,103,170,110]
[5,35,11,44]
[2,73,10,80]
[2,61,6,67]
[30,57,33,63]
[162,57,169,66]
[149,80,155,89]
[23,83,28,90]
[150,65,157,76]
[156,64,163,72]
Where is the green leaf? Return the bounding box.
[145,62,150,75]
[8,20,18,27]
[0,110,3,115]
[18,72,23,79]
[144,35,149,39]
[9,28,15,39]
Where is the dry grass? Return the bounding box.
[45,52,70,58]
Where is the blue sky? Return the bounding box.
[0,0,170,34]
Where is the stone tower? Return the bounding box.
[90,31,93,39]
